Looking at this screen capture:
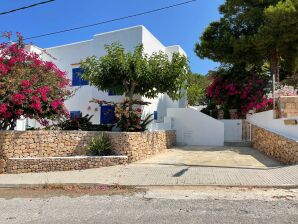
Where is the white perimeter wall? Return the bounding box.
[247,110,298,141]
[167,108,224,146]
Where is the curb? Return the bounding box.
[0,183,297,189]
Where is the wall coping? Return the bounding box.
[279,96,298,98]
[8,155,128,160]
[0,130,174,134]
[251,124,298,143]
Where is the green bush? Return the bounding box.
[88,124,114,131]
[59,113,93,131]
[87,133,114,156]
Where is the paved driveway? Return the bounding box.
[136,146,281,169]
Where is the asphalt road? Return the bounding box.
[0,188,297,224]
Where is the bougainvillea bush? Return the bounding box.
[0,33,71,130]
[91,99,153,132]
[206,66,273,117]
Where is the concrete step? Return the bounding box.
[224,141,252,147]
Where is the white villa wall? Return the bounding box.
[167,108,224,146]
[247,110,298,141]
[36,25,185,125]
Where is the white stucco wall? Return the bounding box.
[38,25,185,125]
[247,110,298,141]
[167,108,224,146]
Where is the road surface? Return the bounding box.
[0,187,297,224]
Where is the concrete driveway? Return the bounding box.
[136,146,281,169]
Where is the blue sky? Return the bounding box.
[0,0,223,74]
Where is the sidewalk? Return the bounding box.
[0,146,297,187]
[0,163,297,187]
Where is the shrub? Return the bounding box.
[91,99,153,132]
[89,124,113,131]
[115,103,153,132]
[205,65,272,117]
[87,133,114,156]
[0,32,71,130]
[58,113,93,131]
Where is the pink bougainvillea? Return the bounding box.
[207,74,272,116]
[0,32,71,130]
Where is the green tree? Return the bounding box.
[195,0,277,65]
[186,73,211,106]
[195,0,297,83]
[254,0,298,82]
[80,43,189,108]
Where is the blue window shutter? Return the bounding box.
[100,105,115,124]
[154,111,158,120]
[72,68,88,86]
[70,111,81,119]
[108,90,119,96]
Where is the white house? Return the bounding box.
[17,25,225,146]
[22,25,187,128]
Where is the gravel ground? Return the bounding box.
[0,186,297,224]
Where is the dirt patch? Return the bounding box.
[0,184,144,199]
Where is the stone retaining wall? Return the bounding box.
[0,159,5,174]
[0,130,100,159]
[277,96,298,118]
[0,130,176,173]
[251,125,298,165]
[5,156,128,174]
[108,130,176,162]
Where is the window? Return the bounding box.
[70,111,81,119]
[72,68,89,86]
[153,111,158,120]
[108,90,120,96]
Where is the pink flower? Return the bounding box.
[51,100,62,110]
[15,109,24,116]
[0,103,7,113]
[44,61,56,70]
[8,57,18,66]
[12,93,26,105]
[21,80,30,88]
[36,86,50,102]
[135,108,142,114]
[0,63,9,75]
[30,101,42,112]
[3,111,12,118]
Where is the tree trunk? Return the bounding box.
[127,82,136,110]
[271,48,280,83]
[270,48,280,119]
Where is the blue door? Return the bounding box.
[100,105,115,124]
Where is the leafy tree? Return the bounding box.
[254,0,298,82]
[195,0,297,83]
[80,43,190,108]
[0,33,71,130]
[186,73,211,106]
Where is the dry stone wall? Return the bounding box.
[0,130,176,173]
[6,156,128,174]
[277,96,298,118]
[108,131,176,162]
[251,125,298,165]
